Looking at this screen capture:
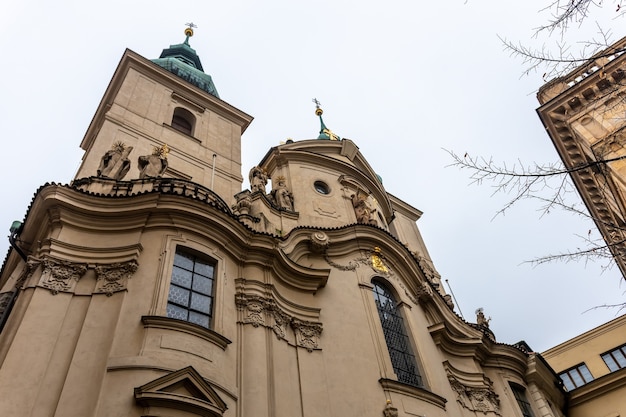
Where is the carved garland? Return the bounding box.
[235,293,323,352]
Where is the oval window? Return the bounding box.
[314,181,330,195]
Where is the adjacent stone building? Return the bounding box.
[537,36,626,417]
[0,29,565,416]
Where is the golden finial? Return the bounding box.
[111,141,126,152]
[313,98,323,116]
[152,144,170,159]
[184,22,197,38]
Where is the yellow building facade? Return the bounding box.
[0,31,565,417]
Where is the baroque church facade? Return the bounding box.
[0,29,566,417]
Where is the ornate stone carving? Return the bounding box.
[352,191,378,226]
[270,305,290,340]
[39,258,88,295]
[291,318,323,352]
[382,400,398,417]
[98,141,133,180]
[447,372,501,416]
[270,176,294,211]
[233,191,252,215]
[249,165,268,193]
[443,294,455,310]
[416,281,434,303]
[94,261,138,296]
[310,232,330,253]
[138,144,169,179]
[236,294,267,327]
[236,293,323,351]
[0,291,14,318]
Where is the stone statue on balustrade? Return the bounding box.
[271,176,294,211]
[249,166,268,193]
[97,141,133,180]
[138,144,169,179]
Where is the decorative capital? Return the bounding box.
[39,258,88,295]
[291,318,323,352]
[94,260,139,296]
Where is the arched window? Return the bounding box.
[166,249,215,328]
[171,107,195,136]
[372,280,422,387]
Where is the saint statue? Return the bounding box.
[249,166,268,193]
[138,144,169,179]
[271,176,294,211]
[97,141,133,180]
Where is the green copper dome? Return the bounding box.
[152,33,219,98]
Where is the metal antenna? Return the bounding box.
[445,279,464,319]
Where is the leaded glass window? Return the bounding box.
[166,249,215,328]
[372,280,422,387]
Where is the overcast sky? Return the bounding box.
[1,1,625,351]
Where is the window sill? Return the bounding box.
[379,378,447,410]
[162,123,202,143]
[142,316,231,350]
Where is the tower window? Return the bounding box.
[166,249,215,328]
[372,280,422,387]
[510,383,535,417]
[171,107,195,136]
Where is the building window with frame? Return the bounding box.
[601,343,626,372]
[558,363,594,391]
[372,280,422,387]
[171,107,195,136]
[166,249,215,328]
[510,383,535,417]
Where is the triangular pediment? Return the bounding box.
[134,366,227,417]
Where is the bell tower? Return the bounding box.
[75,26,252,204]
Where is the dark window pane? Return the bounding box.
[192,275,213,295]
[189,311,210,328]
[602,353,619,372]
[190,293,211,314]
[174,252,194,270]
[171,266,192,288]
[168,285,190,306]
[194,261,214,278]
[167,303,188,321]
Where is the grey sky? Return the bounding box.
[1,1,624,351]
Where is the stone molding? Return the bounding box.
[235,292,323,352]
